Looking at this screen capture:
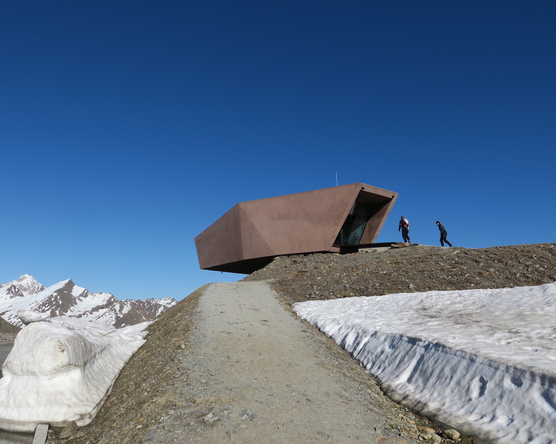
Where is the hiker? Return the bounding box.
[436,221,453,247]
[398,216,410,244]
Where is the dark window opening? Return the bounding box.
[334,201,374,246]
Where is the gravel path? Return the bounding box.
[148,281,425,443]
[47,244,556,443]
[48,262,481,444]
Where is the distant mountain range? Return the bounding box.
[0,275,176,329]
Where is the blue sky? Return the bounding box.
[1,1,554,300]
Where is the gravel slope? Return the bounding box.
[245,243,556,305]
[46,243,555,443]
[146,281,431,443]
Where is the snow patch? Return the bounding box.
[294,282,556,444]
[0,314,149,432]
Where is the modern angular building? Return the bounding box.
[195,183,398,274]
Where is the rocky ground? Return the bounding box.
[46,243,556,443]
[245,243,556,306]
[0,317,20,335]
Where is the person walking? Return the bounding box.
[399,216,410,244]
[436,221,453,247]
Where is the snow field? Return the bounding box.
[294,282,556,444]
[0,315,150,432]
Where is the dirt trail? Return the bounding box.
[49,244,554,443]
[174,281,420,443]
[47,278,458,443]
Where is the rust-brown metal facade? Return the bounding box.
[195,183,398,274]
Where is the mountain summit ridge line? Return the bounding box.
[0,274,176,329]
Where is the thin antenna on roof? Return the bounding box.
[335,171,338,186]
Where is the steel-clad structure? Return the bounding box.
[195,183,398,274]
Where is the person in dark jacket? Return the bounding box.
[399,216,410,244]
[436,221,453,247]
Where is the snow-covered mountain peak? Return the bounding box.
[39,279,87,298]
[0,276,176,329]
[1,275,45,297]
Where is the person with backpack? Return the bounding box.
[436,221,453,247]
[398,216,410,244]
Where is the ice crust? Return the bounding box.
[0,315,149,432]
[294,282,556,444]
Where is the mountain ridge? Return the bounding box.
[0,275,176,330]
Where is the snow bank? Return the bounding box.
[294,282,556,444]
[0,314,150,432]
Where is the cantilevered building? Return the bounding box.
[195,183,398,274]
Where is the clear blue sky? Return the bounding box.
[1,1,554,300]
